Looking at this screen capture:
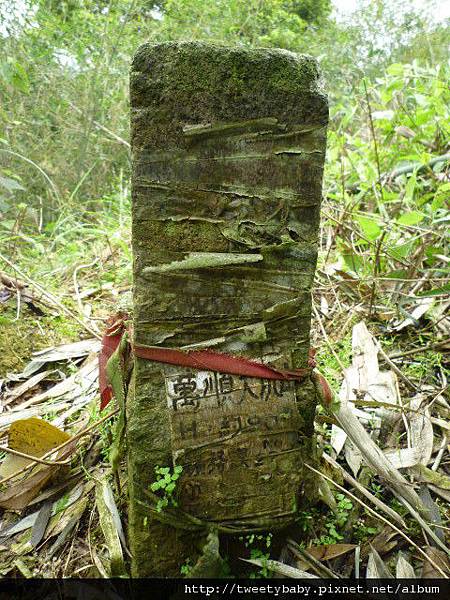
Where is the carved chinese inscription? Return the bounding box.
[165,368,303,522]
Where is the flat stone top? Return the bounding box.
[132,41,323,86]
[130,41,328,149]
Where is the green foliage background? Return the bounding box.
[0,0,449,307]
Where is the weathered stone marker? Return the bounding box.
[128,41,328,576]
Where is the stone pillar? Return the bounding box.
[128,41,328,576]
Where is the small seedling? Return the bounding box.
[180,558,192,576]
[353,519,379,542]
[150,465,183,512]
[370,482,383,499]
[239,533,273,578]
[314,493,353,545]
[296,509,315,533]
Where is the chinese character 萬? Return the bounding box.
[172,373,199,410]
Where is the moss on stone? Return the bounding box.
[133,219,230,254]
[129,41,328,577]
[131,41,324,109]
[130,41,328,151]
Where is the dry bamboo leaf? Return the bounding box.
[0,513,38,541]
[344,439,362,477]
[17,355,98,410]
[0,417,70,480]
[420,547,450,578]
[418,485,445,543]
[431,417,450,432]
[241,558,319,578]
[0,481,86,544]
[429,485,450,503]
[361,526,398,559]
[30,500,53,548]
[8,417,70,455]
[384,447,422,469]
[0,438,75,510]
[91,546,109,578]
[287,540,339,578]
[367,371,398,407]
[396,553,416,578]
[366,546,393,578]
[18,339,100,379]
[327,325,448,548]
[0,467,55,511]
[308,544,357,562]
[47,515,80,559]
[331,424,347,455]
[17,360,47,380]
[0,402,70,431]
[96,480,126,577]
[98,478,127,552]
[334,322,398,457]
[393,298,434,332]
[318,476,337,510]
[0,455,30,480]
[28,473,83,507]
[10,532,33,557]
[46,496,88,540]
[320,295,329,316]
[31,339,101,362]
[323,453,407,528]
[331,360,361,456]
[352,321,380,386]
[339,366,359,404]
[2,370,53,407]
[12,558,33,578]
[409,393,433,466]
[332,402,426,513]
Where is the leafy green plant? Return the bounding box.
[370,482,384,499]
[353,520,379,543]
[180,558,193,576]
[86,401,118,463]
[314,494,353,545]
[296,509,316,533]
[316,336,352,388]
[150,465,183,512]
[325,60,449,312]
[336,494,353,521]
[402,350,443,383]
[239,533,273,578]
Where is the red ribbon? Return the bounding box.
[99,315,332,410]
[133,345,312,380]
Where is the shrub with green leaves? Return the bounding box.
[324,61,449,303]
